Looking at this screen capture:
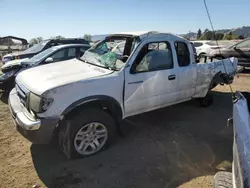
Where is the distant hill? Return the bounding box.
[91,34,108,41]
[180,32,197,40]
[216,29,231,34]
[181,26,250,39]
[91,26,250,41]
[230,26,250,37]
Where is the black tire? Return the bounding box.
[214,56,225,60]
[214,171,233,188]
[58,108,117,159]
[198,94,214,107]
[199,53,206,59]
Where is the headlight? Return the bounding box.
[29,92,54,112]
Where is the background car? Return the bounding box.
[0,44,90,90]
[1,38,90,64]
[192,40,223,58]
[209,38,250,68]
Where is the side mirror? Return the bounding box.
[234,45,238,50]
[45,57,53,63]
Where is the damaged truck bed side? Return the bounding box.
[8,31,238,158]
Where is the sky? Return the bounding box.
[0,0,249,40]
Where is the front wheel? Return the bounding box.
[58,109,117,159]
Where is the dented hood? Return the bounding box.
[16,58,113,95]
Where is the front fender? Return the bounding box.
[62,95,123,119]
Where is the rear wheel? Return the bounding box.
[196,93,214,107]
[214,55,225,60]
[214,171,233,188]
[199,53,206,59]
[58,109,117,159]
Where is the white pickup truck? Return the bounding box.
[8,31,238,158]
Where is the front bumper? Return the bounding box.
[8,88,59,144]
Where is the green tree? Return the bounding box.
[223,32,239,40]
[215,33,224,40]
[197,29,202,39]
[83,34,92,42]
[238,35,245,39]
[204,30,213,40]
[204,28,209,33]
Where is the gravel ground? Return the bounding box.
[0,71,249,188]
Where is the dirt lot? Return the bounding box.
[0,72,250,188]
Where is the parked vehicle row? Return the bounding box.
[7,31,238,158]
[192,38,250,68]
[0,44,90,90]
[192,40,223,58]
[1,38,90,64]
[208,38,250,68]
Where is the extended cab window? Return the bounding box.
[175,42,190,67]
[132,42,173,73]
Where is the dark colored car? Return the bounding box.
[1,38,90,64]
[0,44,90,90]
[214,92,250,188]
[209,38,250,67]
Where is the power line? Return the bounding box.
[203,0,234,96]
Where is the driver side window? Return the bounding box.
[132,42,173,73]
[50,49,68,62]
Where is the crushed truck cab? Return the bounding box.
[8,31,238,158]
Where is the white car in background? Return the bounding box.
[192,41,223,58]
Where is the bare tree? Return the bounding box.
[51,35,65,40]
[83,34,92,42]
[29,37,44,45]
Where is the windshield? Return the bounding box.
[81,37,135,70]
[23,40,49,53]
[27,47,57,64]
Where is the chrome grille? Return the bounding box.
[15,84,29,108]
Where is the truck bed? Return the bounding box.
[193,57,238,98]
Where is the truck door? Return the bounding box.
[174,41,197,100]
[124,41,178,117]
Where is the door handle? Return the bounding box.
[168,75,176,80]
[128,81,143,84]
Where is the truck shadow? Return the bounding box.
[30,91,234,188]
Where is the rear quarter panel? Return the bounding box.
[193,57,237,98]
